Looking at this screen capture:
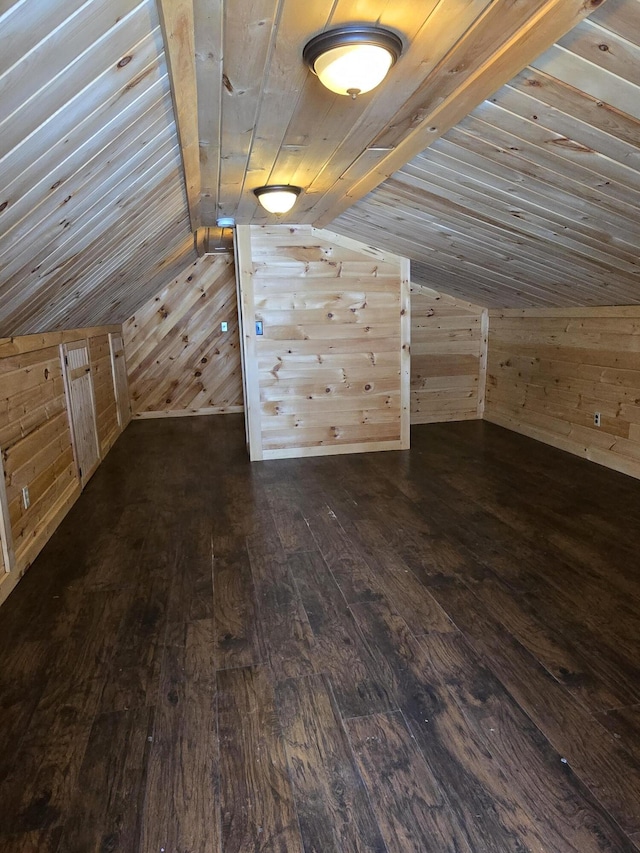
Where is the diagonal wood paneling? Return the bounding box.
[0,0,196,335]
[123,253,243,417]
[330,0,640,309]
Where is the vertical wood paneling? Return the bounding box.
[0,326,126,606]
[62,341,101,488]
[123,254,243,418]
[410,283,484,424]
[486,307,640,481]
[89,334,119,456]
[236,225,408,461]
[109,333,132,430]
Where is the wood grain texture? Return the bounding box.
[288,550,395,718]
[141,619,220,853]
[331,0,640,310]
[0,325,126,605]
[89,334,119,456]
[213,545,266,671]
[346,711,474,853]
[276,673,386,853]
[2,415,640,851]
[123,253,243,417]
[236,224,407,460]
[217,665,304,853]
[62,340,101,488]
[485,306,640,482]
[411,283,484,424]
[56,707,153,853]
[156,0,202,230]
[245,508,316,680]
[0,0,195,334]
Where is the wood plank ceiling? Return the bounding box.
[331,0,640,308]
[1,0,636,334]
[174,0,604,232]
[0,0,197,335]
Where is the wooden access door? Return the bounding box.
[62,340,100,487]
[109,333,131,428]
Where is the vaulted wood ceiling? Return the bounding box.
[0,0,197,336]
[1,0,638,334]
[166,0,605,230]
[332,0,640,308]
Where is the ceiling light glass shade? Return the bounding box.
[304,26,402,98]
[253,185,301,214]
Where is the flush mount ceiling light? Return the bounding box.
[303,26,403,98]
[253,185,302,215]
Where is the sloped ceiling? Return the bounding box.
[1,0,637,335]
[0,0,197,336]
[331,0,640,308]
[166,0,603,230]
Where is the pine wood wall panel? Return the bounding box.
[110,333,132,430]
[410,283,486,424]
[236,225,409,460]
[62,341,101,488]
[0,325,125,606]
[89,335,120,457]
[485,307,640,481]
[123,254,243,418]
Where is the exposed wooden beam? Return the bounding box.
[156,0,202,231]
[314,0,609,228]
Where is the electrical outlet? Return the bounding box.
[221,321,228,332]
[256,320,264,336]
[22,486,30,509]
[594,412,601,427]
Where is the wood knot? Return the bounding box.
[117,55,132,68]
[0,201,7,212]
[223,73,234,93]
[598,43,609,51]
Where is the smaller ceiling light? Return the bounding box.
[253,185,302,215]
[303,26,403,98]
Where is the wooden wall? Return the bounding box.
[123,254,243,418]
[236,225,410,460]
[0,326,126,606]
[485,307,640,480]
[411,283,487,424]
[89,334,120,456]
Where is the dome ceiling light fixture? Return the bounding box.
[253,185,302,215]
[303,25,403,99]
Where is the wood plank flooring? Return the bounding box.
[1,414,640,852]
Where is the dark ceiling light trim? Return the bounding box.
[303,26,403,98]
[253,185,302,214]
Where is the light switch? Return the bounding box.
[221,321,228,332]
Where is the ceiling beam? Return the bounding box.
[156,0,202,231]
[314,0,609,228]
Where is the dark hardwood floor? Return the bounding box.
[1,414,640,852]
